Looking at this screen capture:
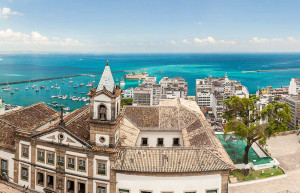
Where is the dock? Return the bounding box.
[242,67,300,73]
[0,68,147,86]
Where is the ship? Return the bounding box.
[125,71,148,80]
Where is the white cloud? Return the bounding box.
[182,39,191,45]
[249,37,300,44]
[0,29,83,46]
[193,36,236,45]
[170,40,177,45]
[0,7,23,19]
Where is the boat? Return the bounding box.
[120,81,125,86]
[51,86,54,89]
[46,89,49,91]
[86,82,92,87]
[69,80,73,84]
[26,86,29,90]
[63,107,70,111]
[32,85,36,88]
[52,101,58,104]
[14,88,19,91]
[10,91,14,94]
[125,71,148,80]
[3,88,10,91]
[51,95,57,98]
[35,89,39,92]
[62,95,68,100]
[90,75,95,77]
[92,81,95,83]
[79,83,84,86]
[55,87,60,89]
[73,85,79,88]
[40,86,45,89]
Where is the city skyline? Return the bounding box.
[1,0,300,53]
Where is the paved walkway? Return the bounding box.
[229,134,300,193]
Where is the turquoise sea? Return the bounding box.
[0,53,300,111]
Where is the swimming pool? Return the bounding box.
[216,134,273,165]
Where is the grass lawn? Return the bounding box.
[230,167,284,182]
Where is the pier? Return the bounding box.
[0,68,147,86]
[242,67,300,73]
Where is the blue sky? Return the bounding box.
[1,0,300,53]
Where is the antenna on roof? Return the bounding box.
[59,107,65,127]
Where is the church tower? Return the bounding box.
[88,60,122,148]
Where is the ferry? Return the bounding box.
[125,71,148,80]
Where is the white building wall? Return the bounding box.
[136,132,183,147]
[116,173,222,193]
[93,155,110,180]
[0,150,15,181]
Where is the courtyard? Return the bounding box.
[229,133,300,193]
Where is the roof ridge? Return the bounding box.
[201,145,232,168]
[65,106,89,126]
[0,102,46,118]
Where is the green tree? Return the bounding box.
[223,95,291,176]
[121,98,133,107]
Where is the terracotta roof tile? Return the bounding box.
[113,147,231,173]
[0,102,59,131]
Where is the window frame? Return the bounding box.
[172,138,180,146]
[37,149,45,163]
[0,158,8,174]
[157,138,164,146]
[36,170,45,187]
[97,159,107,176]
[141,138,148,146]
[184,191,197,193]
[57,155,65,167]
[21,144,29,159]
[46,173,55,189]
[77,157,86,172]
[96,182,107,193]
[119,189,130,193]
[140,190,153,193]
[66,177,75,193]
[205,189,218,193]
[67,155,75,170]
[20,164,29,182]
[46,152,55,165]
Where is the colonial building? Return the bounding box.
[0,61,234,193]
[196,75,249,122]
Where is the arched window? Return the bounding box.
[99,105,107,121]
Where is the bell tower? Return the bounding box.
[88,60,122,148]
